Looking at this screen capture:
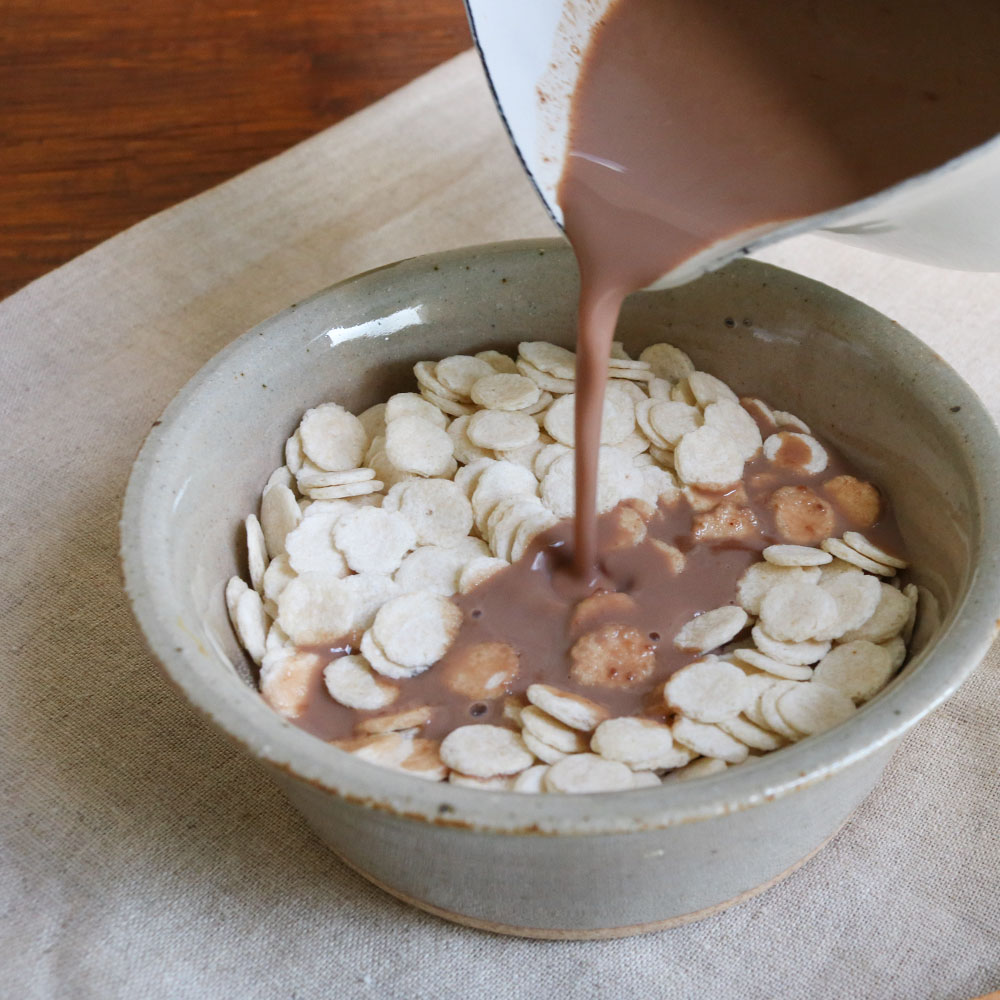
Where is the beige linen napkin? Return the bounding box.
[1,49,997,1000]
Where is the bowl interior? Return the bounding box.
[122,239,1000,833]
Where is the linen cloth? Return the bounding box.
[1,49,998,1000]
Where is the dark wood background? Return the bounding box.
[1,0,471,300]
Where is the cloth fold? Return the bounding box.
[1,48,997,1000]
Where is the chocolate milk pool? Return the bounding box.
[561,0,1000,574]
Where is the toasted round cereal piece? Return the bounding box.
[323,654,399,710]
[516,357,576,394]
[703,399,763,460]
[651,539,687,575]
[616,430,651,458]
[452,456,493,497]
[741,396,776,427]
[820,537,897,577]
[736,561,820,615]
[648,400,703,447]
[687,371,739,408]
[297,466,377,491]
[769,485,836,545]
[569,625,656,688]
[773,410,810,433]
[777,682,856,736]
[840,582,912,643]
[488,496,547,561]
[458,556,509,593]
[243,514,268,593]
[359,628,422,680]
[512,764,550,793]
[591,717,692,770]
[260,483,302,558]
[540,446,632,518]
[225,575,249,627]
[467,409,540,451]
[759,682,806,740]
[819,557,865,583]
[519,341,576,379]
[569,592,638,633]
[284,508,349,577]
[385,391,448,428]
[544,754,636,793]
[813,641,895,703]
[332,507,416,575]
[372,591,462,670]
[842,532,908,570]
[343,573,401,631]
[471,461,538,529]
[433,355,496,398]
[262,552,296,609]
[422,388,475,418]
[763,544,831,567]
[393,478,474,548]
[718,714,785,751]
[355,704,435,735]
[470,372,540,411]
[818,570,882,638]
[497,438,548,471]
[303,479,384,501]
[392,738,449,782]
[233,587,269,663]
[763,432,828,475]
[297,403,367,473]
[385,415,454,477]
[260,649,323,718]
[741,673,781,729]
[285,430,305,474]
[357,402,388,443]
[476,349,519,374]
[413,360,461,402]
[674,425,744,488]
[394,545,467,596]
[638,342,695,382]
[440,641,519,700]
[446,415,493,465]
[665,659,751,722]
[334,732,416,769]
[823,475,881,527]
[447,772,516,790]
[534,442,572,479]
[278,572,358,644]
[526,684,608,732]
[630,771,664,788]
[759,582,838,642]
[662,756,728,782]
[440,724,534,778]
[521,730,569,764]
[635,399,670,449]
[671,718,749,764]
[509,509,559,562]
[673,606,749,654]
[266,465,295,492]
[521,705,590,754]
[752,625,830,665]
[880,635,907,672]
[730,646,813,681]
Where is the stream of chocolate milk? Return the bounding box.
[560,0,1000,574]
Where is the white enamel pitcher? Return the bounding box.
[466,0,1000,287]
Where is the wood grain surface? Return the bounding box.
[1,0,471,300]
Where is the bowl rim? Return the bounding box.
[120,238,1000,836]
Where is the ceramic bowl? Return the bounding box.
[121,240,1000,938]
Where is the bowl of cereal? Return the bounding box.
[121,239,1000,938]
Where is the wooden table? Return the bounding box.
[1,0,470,300]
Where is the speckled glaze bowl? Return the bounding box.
[121,240,1000,938]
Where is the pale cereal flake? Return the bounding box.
[396,478,474,548]
[821,537,897,577]
[435,355,496,398]
[638,343,695,382]
[467,409,540,451]
[751,625,830,665]
[385,391,448,428]
[665,659,751,722]
[763,544,831,567]
[813,641,895,703]
[703,399,763,460]
[526,684,608,732]
[385,416,454,477]
[372,590,462,669]
[762,432,828,475]
[842,531,909,569]
[591,717,692,770]
[440,725,534,778]
[458,556,509,593]
[671,718,749,764]
[278,572,359,644]
[543,754,636,793]
[299,403,367,472]
[323,654,399,710]
[673,606,749,654]
[470,373,540,411]
[674,425,744,488]
[839,582,912,643]
[234,588,269,664]
[333,507,416,575]
[758,582,838,642]
[776,682,856,736]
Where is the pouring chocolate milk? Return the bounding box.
[468,0,1000,574]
